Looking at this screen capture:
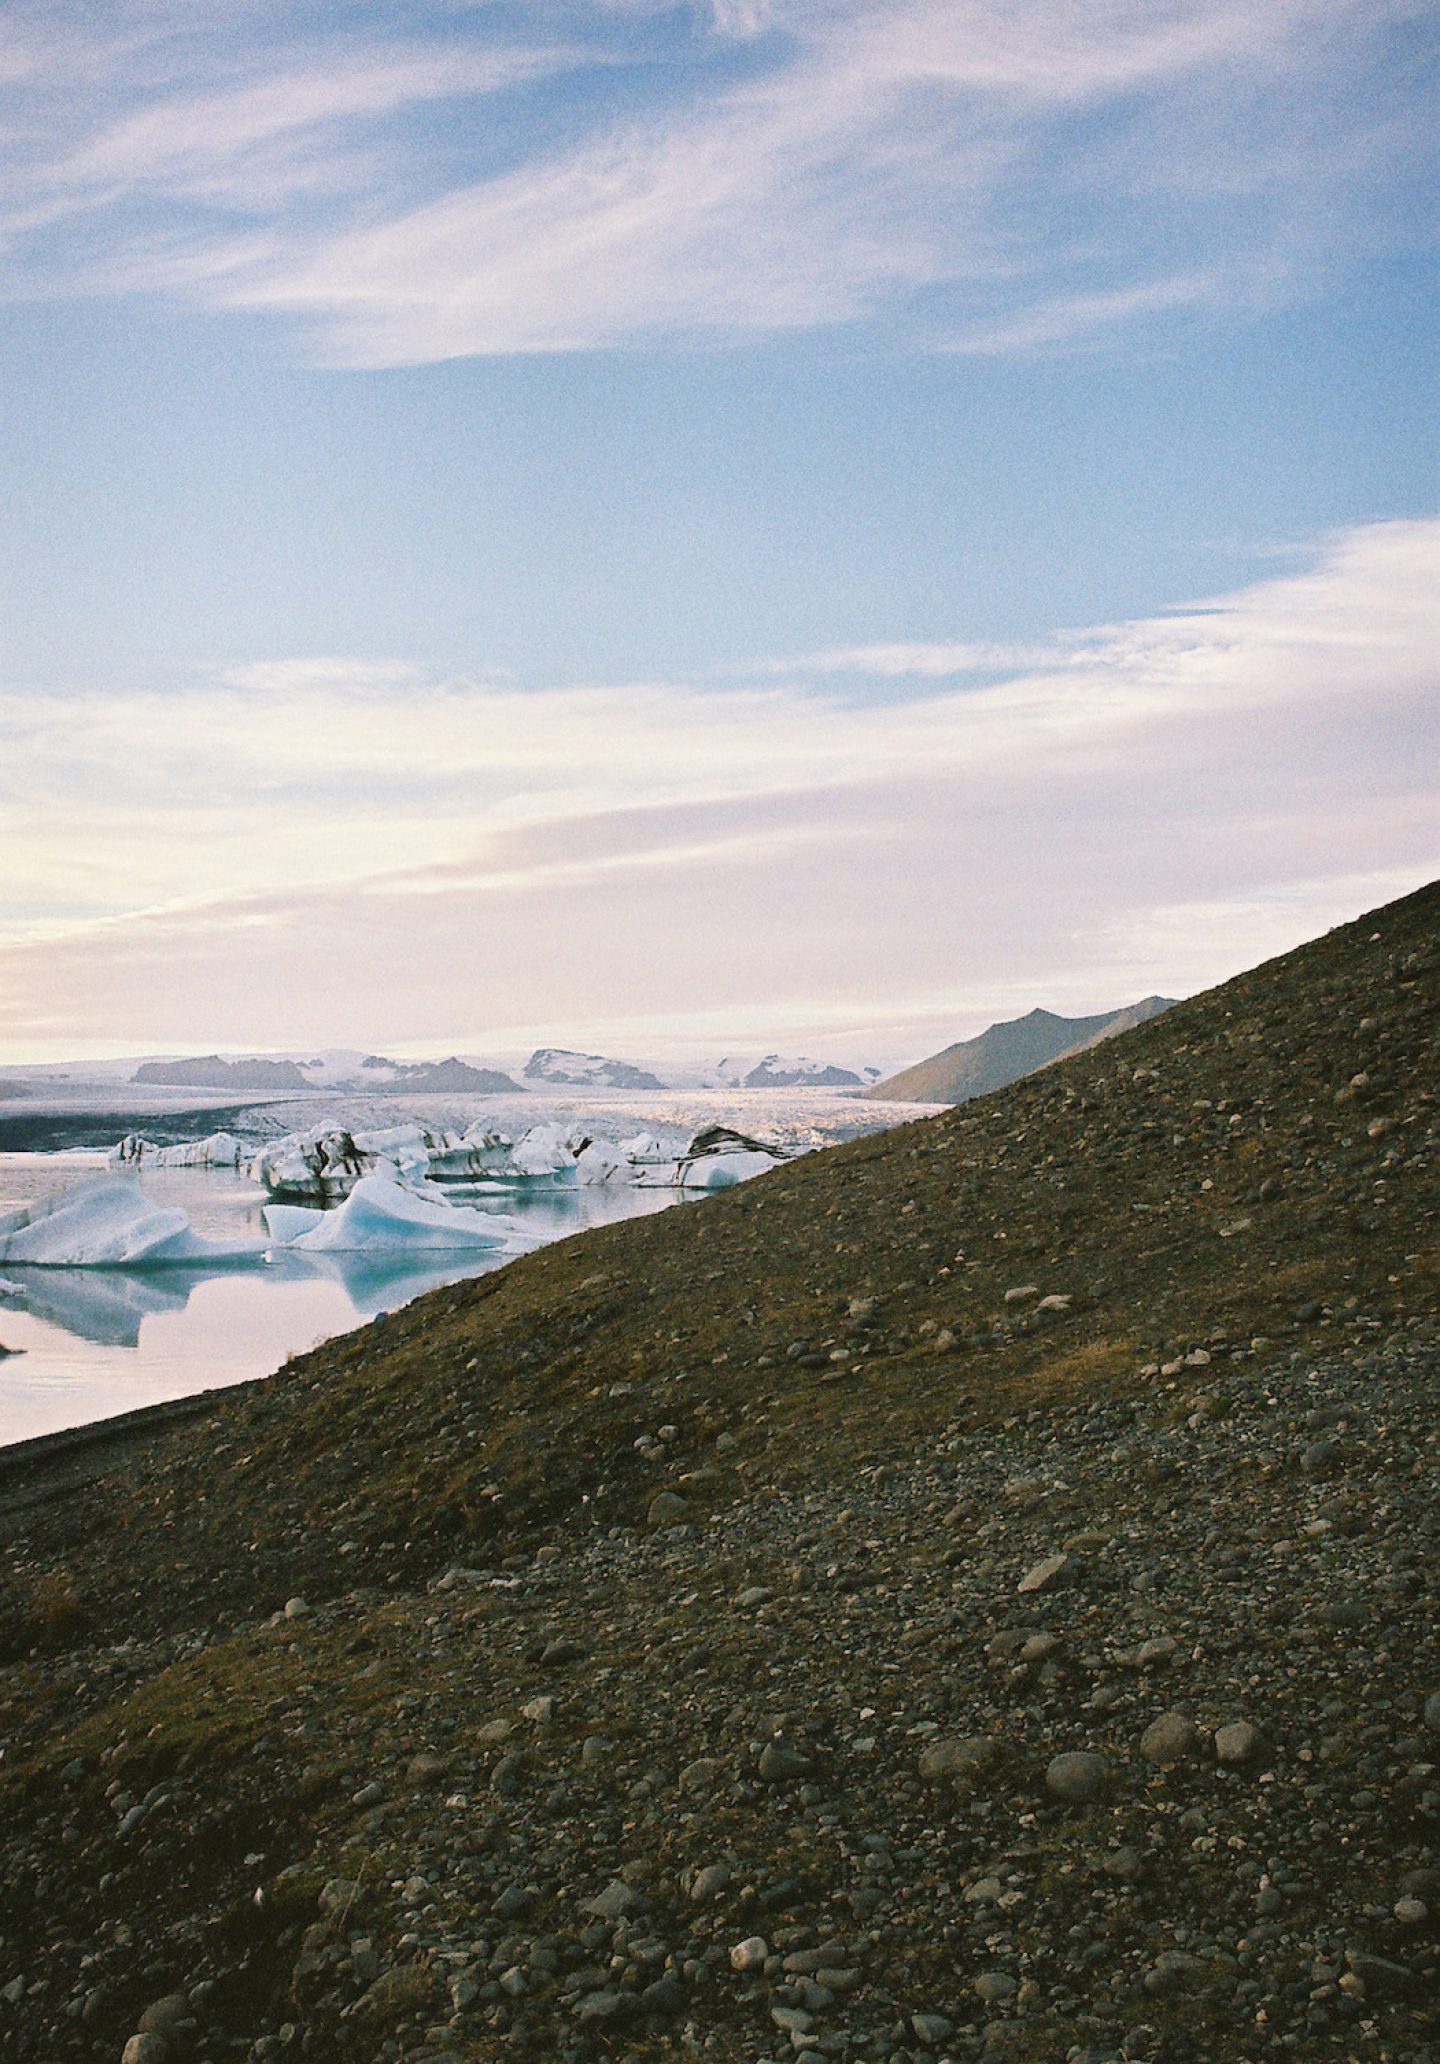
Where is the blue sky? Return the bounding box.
[0,1,1436,1064]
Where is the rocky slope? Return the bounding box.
[0,881,1435,2064]
[866,1001,1175,1106]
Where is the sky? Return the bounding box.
[0,0,1436,1068]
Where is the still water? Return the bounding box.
[0,1153,682,1445]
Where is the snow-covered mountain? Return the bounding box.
[132,1051,524,1094]
[659,1053,879,1089]
[737,1054,869,1088]
[522,1048,666,1091]
[8,1042,885,1101]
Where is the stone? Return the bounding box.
[317,1878,363,1918]
[1214,1720,1266,1766]
[1018,1551,1077,1594]
[1423,1690,1440,1731]
[679,1756,724,1789]
[641,1974,688,2016]
[136,1996,193,2038]
[1344,1950,1413,1998]
[730,1935,770,1971]
[917,1735,993,1784]
[121,2040,170,2064]
[1135,1636,1179,1668]
[1045,1750,1109,1803]
[1139,1711,1201,1766]
[586,1878,647,1921]
[647,1491,689,1527]
[405,1751,449,1786]
[974,1970,1018,2001]
[283,1596,311,1618]
[757,1739,812,1782]
[574,1988,633,2024]
[690,1863,731,1902]
[521,1695,555,1722]
[541,1636,585,1665]
[911,2010,955,2044]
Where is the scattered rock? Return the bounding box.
[1045,1751,1110,1803]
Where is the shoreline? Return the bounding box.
[0,1380,259,1532]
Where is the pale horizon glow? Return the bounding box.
[1,520,1435,1071]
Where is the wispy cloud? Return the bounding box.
[0,518,1434,1059]
[0,1,1427,359]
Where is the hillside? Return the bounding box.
[867,998,1176,1104]
[0,882,1435,2064]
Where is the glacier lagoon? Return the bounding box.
[0,1090,925,1443]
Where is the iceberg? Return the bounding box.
[574,1124,787,1189]
[0,1177,266,1268]
[673,1148,780,1189]
[249,1123,440,1199]
[509,1123,580,1181]
[109,1131,245,1170]
[263,1171,542,1256]
[247,1119,587,1198]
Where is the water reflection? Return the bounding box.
[0,1164,685,1445]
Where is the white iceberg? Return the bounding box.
[109,1131,244,1169]
[672,1148,779,1189]
[509,1123,580,1180]
[249,1122,441,1199]
[0,1177,266,1268]
[576,1123,786,1190]
[263,1170,542,1256]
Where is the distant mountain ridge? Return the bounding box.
[132,1053,523,1094]
[132,1055,313,1092]
[737,1054,868,1088]
[865,996,1176,1104]
[523,1048,665,1090]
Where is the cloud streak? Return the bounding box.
[0,1,1428,360]
[0,518,1434,1061]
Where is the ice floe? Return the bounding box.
[0,1177,266,1268]
[110,1131,245,1169]
[262,1170,542,1256]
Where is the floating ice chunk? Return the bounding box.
[509,1125,579,1179]
[250,1123,443,1198]
[575,1139,629,1185]
[674,1149,779,1189]
[265,1171,541,1256]
[261,1202,325,1245]
[109,1132,244,1169]
[0,1177,266,1268]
